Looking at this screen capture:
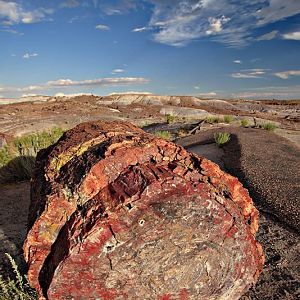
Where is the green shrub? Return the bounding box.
[224,115,234,123]
[14,127,63,156]
[241,119,249,127]
[154,130,172,140]
[206,116,220,124]
[165,114,177,124]
[0,127,64,183]
[214,132,231,147]
[261,122,277,131]
[0,145,15,168]
[0,253,37,300]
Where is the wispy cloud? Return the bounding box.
[233,60,242,64]
[230,85,300,99]
[0,1,53,25]
[109,91,153,95]
[197,92,217,98]
[99,0,137,15]
[95,24,110,30]
[282,31,300,41]
[256,30,279,41]
[231,69,268,79]
[0,77,150,95]
[132,27,147,32]
[144,0,300,47]
[60,0,80,8]
[0,28,24,35]
[23,53,38,59]
[206,16,230,35]
[274,70,300,79]
[111,69,125,74]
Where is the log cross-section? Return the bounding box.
[24,121,264,300]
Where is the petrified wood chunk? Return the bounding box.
[24,121,264,300]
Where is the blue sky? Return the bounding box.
[0,0,300,99]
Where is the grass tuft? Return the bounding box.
[0,253,37,300]
[165,114,177,124]
[261,122,277,131]
[241,119,249,127]
[223,115,234,123]
[214,132,231,147]
[154,130,172,140]
[206,116,221,124]
[0,127,64,183]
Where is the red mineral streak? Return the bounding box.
[24,121,264,299]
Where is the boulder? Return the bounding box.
[24,121,264,299]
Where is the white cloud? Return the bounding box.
[108,91,153,95]
[231,69,268,78]
[111,69,125,74]
[0,77,150,96]
[233,60,242,64]
[145,0,300,47]
[282,31,300,41]
[230,85,300,99]
[132,27,147,32]
[95,24,110,31]
[99,0,137,15]
[206,16,230,35]
[23,53,38,59]
[197,92,217,97]
[0,28,24,35]
[0,1,53,25]
[274,70,300,79]
[256,0,300,26]
[256,30,279,41]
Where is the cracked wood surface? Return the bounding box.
[24,121,264,299]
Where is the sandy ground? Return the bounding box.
[0,182,30,276]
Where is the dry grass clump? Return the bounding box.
[0,127,64,183]
[154,130,172,140]
[214,132,231,147]
[0,253,37,300]
[206,116,221,124]
[241,119,249,127]
[223,115,234,123]
[261,122,277,131]
[165,114,177,124]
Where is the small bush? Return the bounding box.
[154,131,172,140]
[0,253,37,300]
[224,115,234,123]
[214,132,231,147]
[0,127,64,183]
[0,145,15,168]
[206,116,220,124]
[241,119,249,127]
[165,114,177,124]
[261,122,277,131]
[14,127,63,156]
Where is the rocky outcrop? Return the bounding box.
[24,121,264,300]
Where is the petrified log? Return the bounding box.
[24,121,264,300]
